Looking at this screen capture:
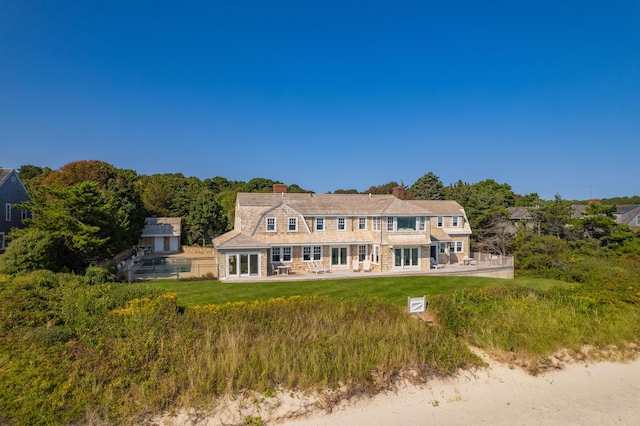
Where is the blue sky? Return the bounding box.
[1,1,638,200]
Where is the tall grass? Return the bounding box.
[1,253,639,424]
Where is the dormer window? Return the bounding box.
[288,217,298,232]
[452,216,459,227]
[315,217,325,231]
[437,216,443,228]
[266,217,276,232]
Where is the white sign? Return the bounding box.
[408,296,426,314]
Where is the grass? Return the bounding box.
[2,262,638,425]
[143,275,569,308]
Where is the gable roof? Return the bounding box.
[236,193,465,217]
[141,217,181,237]
[0,168,13,186]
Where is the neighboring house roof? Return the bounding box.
[615,205,640,228]
[0,168,13,185]
[0,168,29,195]
[141,217,181,237]
[507,206,534,220]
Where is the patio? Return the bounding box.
[224,255,514,282]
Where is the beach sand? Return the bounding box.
[280,356,640,426]
[154,354,640,426]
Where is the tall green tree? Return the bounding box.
[409,172,445,200]
[184,188,226,245]
[362,181,402,194]
[532,195,574,239]
[3,182,124,272]
[573,202,618,241]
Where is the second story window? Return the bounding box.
[373,217,381,231]
[452,216,459,227]
[358,217,367,230]
[437,216,443,228]
[266,217,276,232]
[5,204,11,221]
[315,217,325,231]
[397,217,416,231]
[418,217,426,231]
[288,217,298,232]
[21,209,28,221]
[337,217,346,231]
[387,217,394,231]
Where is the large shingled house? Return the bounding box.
[212,185,471,280]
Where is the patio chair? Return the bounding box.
[352,260,360,272]
[314,260,329,273]
[362,260,372,272]
[430,257,445,269]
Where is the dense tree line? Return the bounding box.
[1,162,638,275]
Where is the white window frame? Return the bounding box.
[452,216,459,227]
[387,217,394,232]
[373,217,381,231]
[337,217,346,231]
[272,246,292,263]
[303,246,322,261]
[358,217,367,230]
[450,241,463,253]
[5,204,11,221]
[439,243,446,254]
[358,245,368,261]
[396,217,417,231]
[437,216,443,228]
[418,217,426,231]
[282,246,292,261]
[315,217,325,231]
[372,244,380,264]
[266,217,276,232]
[288,217,298,232]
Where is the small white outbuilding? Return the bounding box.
[139,217,181,253]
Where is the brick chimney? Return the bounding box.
[393,186,405,200]
[273,184,287,194]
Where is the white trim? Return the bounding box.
[225,252,261,279]
[393,246,421,270]
[266,217,276,232]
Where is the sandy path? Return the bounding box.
[279,358,640,426]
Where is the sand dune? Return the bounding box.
[280,357,640,426]
[155,355,640,426]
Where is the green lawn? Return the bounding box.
[143,275,569,308]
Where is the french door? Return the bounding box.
[227,253,260,278]
[394,247,420,269]
[331,246,348,268]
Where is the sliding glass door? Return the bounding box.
[394,247,420,269]
[227,253,260,278]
